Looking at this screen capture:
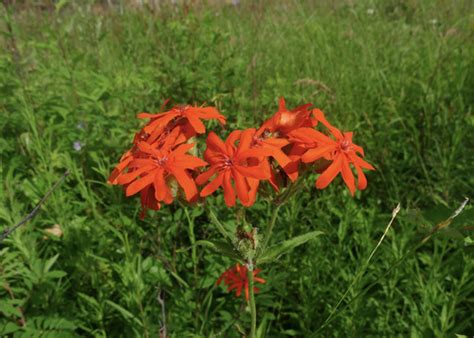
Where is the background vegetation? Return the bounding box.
[1,0,473,336]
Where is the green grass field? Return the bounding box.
[1,0,473,336]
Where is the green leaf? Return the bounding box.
[0,322,21,335]
[54,0,70,12]
[168,269,189,288]
[195,240,241,261]
[0,300,22,318]
[207,209,234,241]
[282,329,300,336]
[46,270,67,279]
[44,254,60,274]
[257,231,324,264]
[256,313,270,338]
[105,300,142,327]
[77,292,100,309]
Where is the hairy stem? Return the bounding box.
[247,261,257,338]
[261,204,282,254]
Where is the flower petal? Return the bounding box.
[154,169,167,201]
[349,153,375,170]
[226,130,242,147]
[200,172,224,197]
[194,107,226,124]
[242,177,260,206]
[196,167,217,185]
[173,155,208,169]
[232,168,249,204]
[268,146,292,168]
[126,172,156,196]
[354,163,368,190]
[223,171,236,206]
[173,143,195,155]
[142,113,178,134]
[206,132,227,154]
[301,144,336,163]
[235,164,270,180]
[117,165,154,185]
[312,109,343,139]
[316,155,343,190]
[108,156,134,184]
[185,111,206,134]
[288,127,334,145]
[341,155,356,196]
[171,169,198,201]
[278,97,286,111]
[263,137,289,147]
[237,128,256,155]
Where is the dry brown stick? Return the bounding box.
[0,171,69,243]
[157,288,167,338]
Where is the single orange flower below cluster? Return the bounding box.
[217,263,266,301]
[109,98,374,217]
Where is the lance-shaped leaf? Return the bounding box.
[257,230,324,264]
[195,240,242,261]
[207,208,235,242]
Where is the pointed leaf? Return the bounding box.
[257,231,324,264]
[44,254,60,274]
[105,300,143,327]
[195,240,241,261]
[207,209,234,242]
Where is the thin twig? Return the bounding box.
[1,171,69,242]
[315,203,401,334]
[421,197,469,244]
[313,198,470,335]
[157,288,167,338]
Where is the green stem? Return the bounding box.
[183,206,199,330]
[247,262,257,338]
[184,208,198,277]
[261,204,281,254]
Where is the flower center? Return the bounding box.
[176,105,187,115]
[153,156,168,167]
[253,135,264,147]
[223,156,233,167]
[340,139,352,152]
[217,156,233,171]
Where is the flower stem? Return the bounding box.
[261,204,281,254]
[247,262,257,338]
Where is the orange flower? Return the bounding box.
[257,97,314,136]
[113,140,207,205]
[252,98,316,186]
[138,103,226,143]
[246,128,294,191]
[216,263,266,301]
[196,130,270,207]
[250,128,292,170]
[289,110,375,195]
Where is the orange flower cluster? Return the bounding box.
[108,104,226,217]
[217,263,266,301]
[109,98,374,216]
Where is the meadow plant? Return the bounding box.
[109,98,374,336]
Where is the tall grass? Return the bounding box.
[1,0,472,336]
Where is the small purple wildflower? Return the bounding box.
[73,141,83,151]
